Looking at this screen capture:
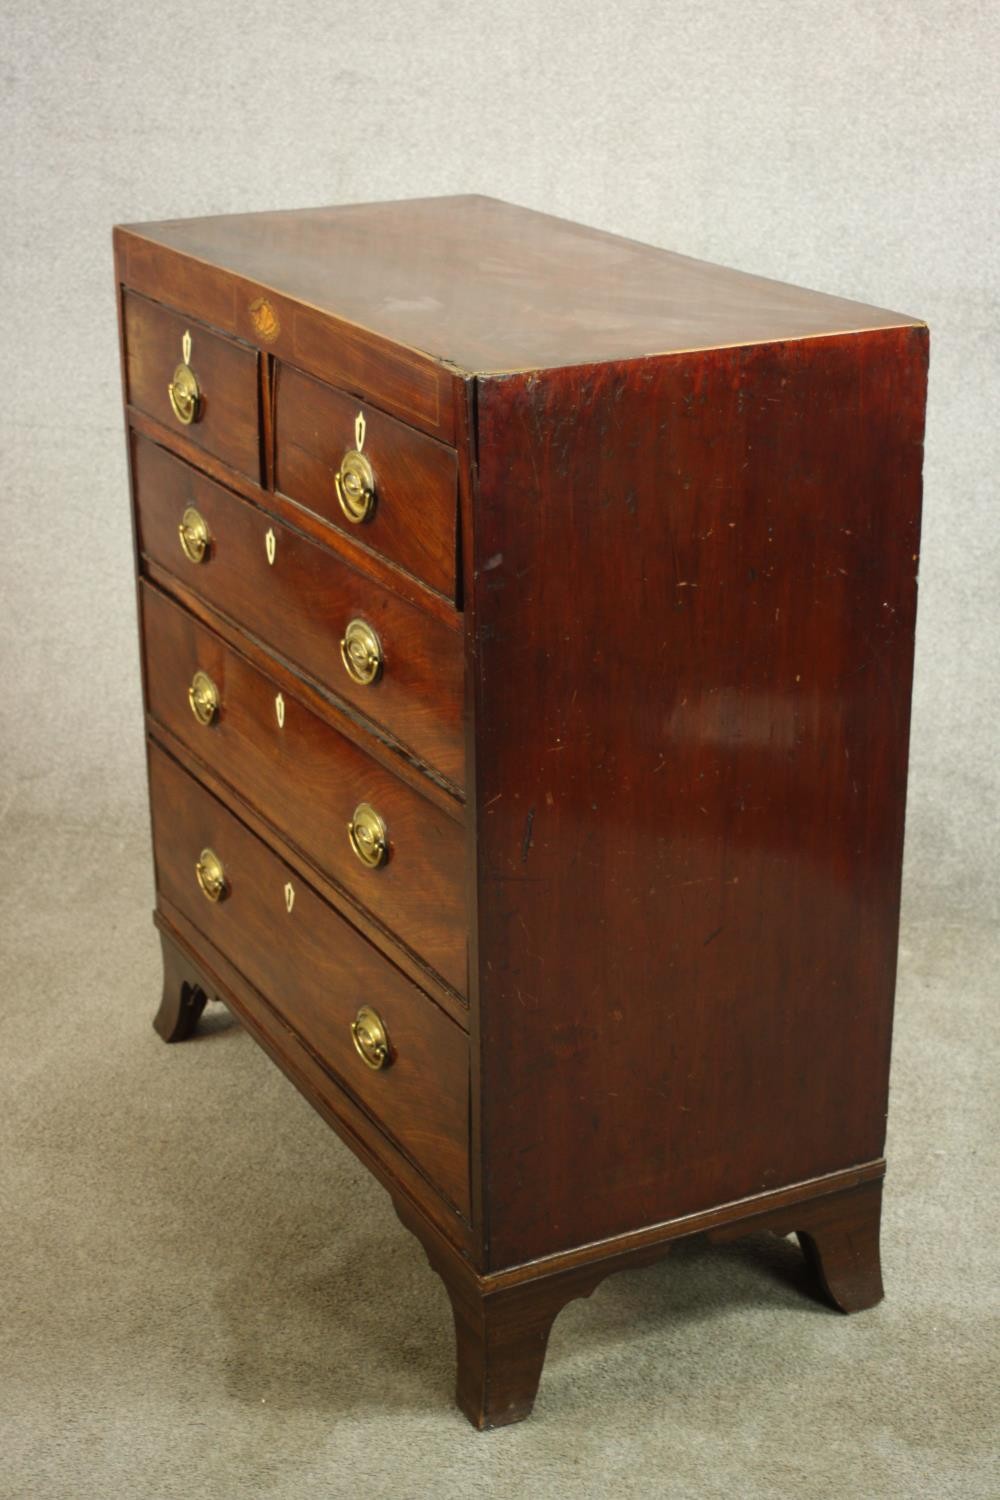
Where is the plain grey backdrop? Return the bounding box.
[2,3,997,1498]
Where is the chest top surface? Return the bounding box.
[117,194,920,375]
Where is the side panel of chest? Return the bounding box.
[470,329,928,1269]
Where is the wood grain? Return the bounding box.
[141,582,467,996]
[470,327,928,1268]
[116,197,927,1427]
[117,196,920,377]
[132,432,465,788]
[155,915,475,1253]
[395,1172,885,1429]
[123,291,261,480]
[148,743,471,1217]
[274,362,458,599]
[115,226,458,442]
[127,403,462,629]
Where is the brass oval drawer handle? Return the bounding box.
[188,670,219,726]
[335,449,375,524]
[351,1005,390,1070]
[167,329,201,425]
[168,364,200,425]
[335,412,375,523]
[178,505,210,564]
[340,618,383,686]
[347,803,388,869]
[194,847,227,903]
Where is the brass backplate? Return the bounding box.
[348,802,388,868]
[335,450,376,524]
[351,1005,390,1070]
[340,618,383,686]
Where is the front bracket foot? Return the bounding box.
[154,928,210,1042]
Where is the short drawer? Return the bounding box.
[274,363,458,600]
[123,292,260,481]
[141,582,467,996]
[148,742,470,1218]
[132,432,465,788]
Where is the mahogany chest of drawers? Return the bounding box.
[114,196,927,1428]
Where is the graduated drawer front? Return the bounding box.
[141,583,467,997]
[148,743,470,1218]
[123,293,260,481]
[274,364,458,600]
[132,433,465,788]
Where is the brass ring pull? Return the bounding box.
[335,449,376,524]
[351,1005,390,1070]
[347,803,388,869]
[194,847,227,903]
[168,362,201,425]
[340,618,383,686]
[188,670,219,726]
[178,505,210,564]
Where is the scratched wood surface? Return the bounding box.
[141,583,468,996]
[471,326,928,1267]
[132,432,466,788]
[116,199,928,1425]
[123,291,261,481]
[274,362,459,599]
[118,195,918,376]
[148,743,471,1217]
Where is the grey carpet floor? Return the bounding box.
[1,807,996,1500]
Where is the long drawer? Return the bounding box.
[141,582,467,996]
[147,742,470,1217]
[132,432,465,788]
